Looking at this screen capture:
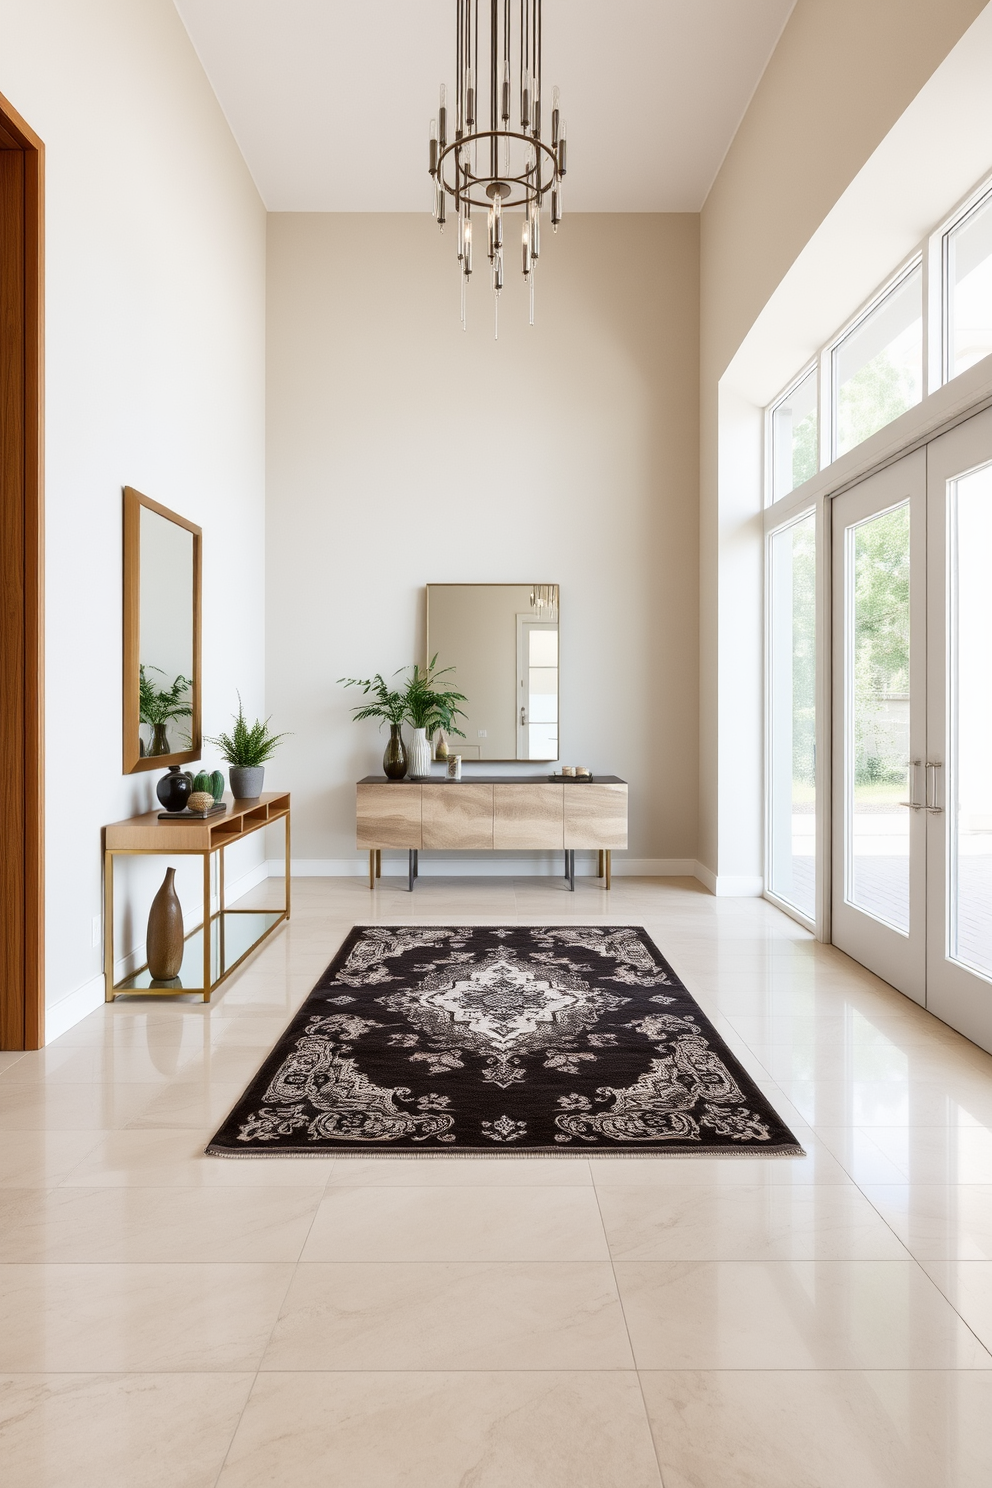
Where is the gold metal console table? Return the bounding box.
[103,792,290,1001]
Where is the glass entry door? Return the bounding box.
[926,406,992,1049]
[831,449,927,1004]
[830,409,992,1051]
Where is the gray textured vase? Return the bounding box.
[229,765,264,799]
[146,867,184,981]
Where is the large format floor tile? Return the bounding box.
[614,1259,992,1369]
[215,1371,664,1488]
[300,1184,610,1262]
[262,1261,633,1371]
[639,1370,992,1488]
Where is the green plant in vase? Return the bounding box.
[139,665,193,757]
[206,694,289,799]
[402,656,467,779]
[338,672,409,779]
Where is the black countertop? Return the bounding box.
[357,775,627,785]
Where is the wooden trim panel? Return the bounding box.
[0,91,43,1050]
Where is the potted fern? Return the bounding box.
[206,695,289,799]
[338,672,409,778]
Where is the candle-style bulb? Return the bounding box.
[429,118,438,177]
[463,217,472,274]
[438,84,447,150]
[533,77,541,138]
[466,66,475,127]
[501,60,510,123]
[492,194,503,251]
[551,85,561,148]
[530,200,541,260]
[521,68,531,131]
[521,219,531,276]
[558,118,567,177]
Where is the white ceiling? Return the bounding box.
[174,1,796,212]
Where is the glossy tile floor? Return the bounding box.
[4,874,992,1486]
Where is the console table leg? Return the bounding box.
[605,851,612,890]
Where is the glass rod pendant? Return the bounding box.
[427,0,565,329]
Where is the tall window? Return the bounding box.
[833,263,923,458]
[767,511,816,918]
[770,367,817,502]
[945,193,992,379]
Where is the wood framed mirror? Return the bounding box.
[122,486,201,773]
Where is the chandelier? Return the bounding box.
[428,0,566,334]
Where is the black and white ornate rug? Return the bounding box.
[207,925,803,1158]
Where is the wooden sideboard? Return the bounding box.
[356,776,627,890]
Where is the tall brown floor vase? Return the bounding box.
[146,867,183,981]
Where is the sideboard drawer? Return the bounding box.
[356,783,422,848]
[422,783,494,849]
[493,784,564,849]
[564,783,628,849]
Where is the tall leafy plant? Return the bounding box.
[139,665,192,726]
[402,655,467,737]
[338,672,407,728]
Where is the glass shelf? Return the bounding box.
[115,909,284,994]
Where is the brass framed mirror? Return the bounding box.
[426,583,559,761]
[122,486,201,773]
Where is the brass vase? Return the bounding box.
[147,867,184,980]
[382,724,408,779]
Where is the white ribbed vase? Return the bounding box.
[407,727,432,780]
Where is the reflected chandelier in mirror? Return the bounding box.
[426,583,559,762]
[122,487,202,773]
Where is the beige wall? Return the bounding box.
[0,0,267,1032]
[698,0,988,879]
[266,212,699,869]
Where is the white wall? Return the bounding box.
[265,212,699,874]
[0,0,267,1036]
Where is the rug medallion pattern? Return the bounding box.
[207,926,803,1157]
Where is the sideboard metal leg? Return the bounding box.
[375,849,381,879]
[408,850,415,892]
[564,852,569,880]
[568,850,575,891]
[598,849,605,879]
[605,850,612,890]
[369,850,375,890]
[413,849,419,880]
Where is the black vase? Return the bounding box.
[382,724,408,780]
[157,765,193,812]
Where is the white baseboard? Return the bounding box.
[45,972,106,1044]
[227,860,269,900]
[269,856,700,879]
[693,861,763,897]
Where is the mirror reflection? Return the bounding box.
[123,487,201,773]
[426,584,559,761]
[139,506,194,758]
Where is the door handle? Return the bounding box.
[899,760,923,810]
[520,706,526,726]
[925,760,943,813]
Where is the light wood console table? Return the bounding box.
[103,792,290,1001]
[356,777,627,890]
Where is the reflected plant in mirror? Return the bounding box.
[138,664,193,757]
[425,584,559,761]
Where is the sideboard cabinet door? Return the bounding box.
[422,784,494,849]
[564,783,628,849]
[356,784,422,848]
[493,784,564,850]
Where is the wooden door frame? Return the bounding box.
[0,90,44,1049]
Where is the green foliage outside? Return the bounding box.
[838,350,915,456]
[791,411,818,491]
[852,505,910,790]
[789,519,816,791]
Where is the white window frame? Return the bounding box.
[827,253,924,463]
